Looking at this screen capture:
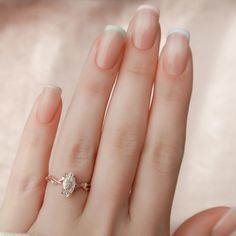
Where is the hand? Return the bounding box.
[0,5,193,236]
[174,207,236,236]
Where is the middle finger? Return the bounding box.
[85,5,160,219]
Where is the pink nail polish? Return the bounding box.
[36,85,62,124]
[132,5,159,50]
[96,25,126,70]
[163,28,190,76]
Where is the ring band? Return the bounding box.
[46,172,91,197]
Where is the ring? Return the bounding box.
[46,172,91,197]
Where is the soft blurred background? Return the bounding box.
[0,0,236,233]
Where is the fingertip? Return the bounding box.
[174,207,230,236]
[96,25,126,70]
[212,207,236,236]
[162,29,190,76]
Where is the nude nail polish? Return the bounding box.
[96,25,126,70]
[163,28,190,76]
[132,5,159,50]
[36,85,62,124]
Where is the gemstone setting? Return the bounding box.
[61,172,77,197]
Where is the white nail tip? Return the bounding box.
[168,28,190,40]
[45,85,62,93]
[137,5,160,15]
[104,25,126,38]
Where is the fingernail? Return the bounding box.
[96,25,126,69]
[212,207,236,236]
[132,5,160,50]
[163,28,190,76]
[36,85,62,124]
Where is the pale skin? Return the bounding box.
[0,5,234,236]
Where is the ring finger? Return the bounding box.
[34,25,126,228]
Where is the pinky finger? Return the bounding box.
[0,86,62,233]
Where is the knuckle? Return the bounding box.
[159,85,189,103]
[145,140,184,175]
[160,88,181,102]
[127,62,154,78]
[24,130,49,149]
[110,127,140,157]
[25,131,41,148]
[84,76,110,96]
[66,138,96,164]
[16,174,45,194]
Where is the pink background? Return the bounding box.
[0,0,236,232]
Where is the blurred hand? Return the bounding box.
[0,5,194,236]
[174,207,236,236]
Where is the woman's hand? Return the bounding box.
[174,206,236,236]
[0,5,193,236]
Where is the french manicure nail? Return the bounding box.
[137,4,160,14]
[96,25,126,69]
[36,85,62,124]
[132,5,159,50]
[163,28,190,76]
[212,207,236,236]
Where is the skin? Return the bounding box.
[174,207,230,236]
[0,5,233,236]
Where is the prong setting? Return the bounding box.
[61,172,77,198]
[46,172,90,197]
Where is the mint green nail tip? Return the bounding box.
[168,28,190,40]
[104,25,127,38]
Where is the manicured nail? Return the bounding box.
[137,4,160,14]
[212,207,236,236]
[163,28,190,76]
[36,85,62,124]
[132,5,159,50]
[96,25,126,69]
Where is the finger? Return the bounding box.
[37,26,126,225]
[130,29,193,233]
[212,207,236,236]
[174,207,229,236]
[0,86,62,232]
[85,5,160,219]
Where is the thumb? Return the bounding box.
[174,206,229,236]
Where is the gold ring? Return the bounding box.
[46,172,91,197]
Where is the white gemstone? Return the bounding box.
[62,173,76,197]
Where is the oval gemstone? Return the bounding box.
[62,173,76,197]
